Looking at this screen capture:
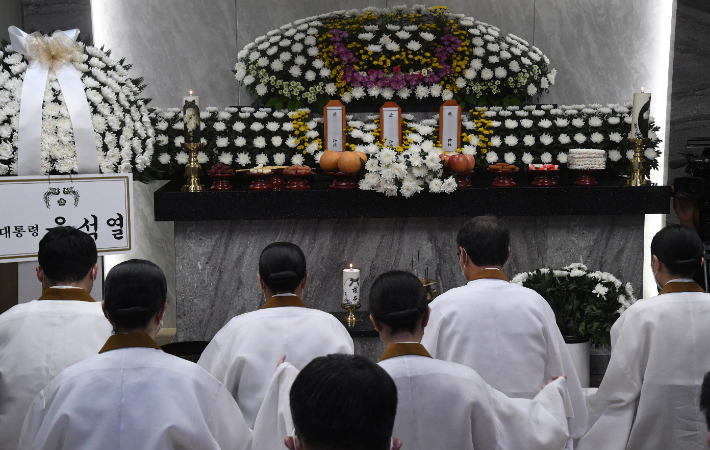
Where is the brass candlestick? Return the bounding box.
[181,142,205,192]
[627,137,650,187]
[419,278,440,303]
[341,302,361,328]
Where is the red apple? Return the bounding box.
[464,154,475,171]
[440,154,451,171]
[448,154,469,173]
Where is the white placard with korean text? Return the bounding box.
[441,105,460,152]
[382,107,401,148]
[0,173,134,262]
[326,107,344,151]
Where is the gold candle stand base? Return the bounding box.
[341,303,361,328]
[181,142,205,192]
[627,137,650,187]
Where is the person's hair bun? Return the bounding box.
[268,270,298,282]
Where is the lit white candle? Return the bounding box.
[629,87,651,138]
[342,264,360,306]
[183,90,199,107]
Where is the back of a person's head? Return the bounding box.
[37,226,97,284]
[457,215,510,267]
[104,259,167,331]
[651,224,703,277]
[370,271,427,334]
[701,372,710,429]
[258,242,306,294]
[290,354,397,450]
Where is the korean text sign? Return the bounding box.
[0,174,134,262]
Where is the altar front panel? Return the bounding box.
[174,215,644,357]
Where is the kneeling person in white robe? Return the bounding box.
[0,226,112,450]
[370,270,571,450]
[198,242,354,428]
[578,225,710,450]
[421,215,587,438]
[18,259,252,450]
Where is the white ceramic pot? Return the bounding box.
[565,338,590,388]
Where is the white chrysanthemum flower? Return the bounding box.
[569,269,585,277]
[571,118,584,128]
[420,32,435,41]
[175,151,189,164]
[555,152,567,164]
[556,134,570,144]
[485,151,499,164]
[553,270,569,277]
[286,136,299,148]
[541,152,552,163]
[609,132,623,143]
[590,132,604,144]
[504,119,518,129]
[195,151,209,164]
[213,122,227,132]
[481,68,494,80]
[521,152,533,164]
[494,67,507,78]
[625,150,635,160]
[526,84,537,96]
[366,44,383,52]
[490,136,502,147]
[504,135,518,147]
[644,149,657,160]
[518,135,534,147]
[158,153,171,164]
[414,85,430,99]
[214,137,228,148]
[253,153,268,165]
[289,153,304,165]
[428,178,443,193]
[504,152,516,164]
[607,150,622,162]
[607,116,621,125]
[573,133,587,144]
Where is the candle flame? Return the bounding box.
[189,90,193,96]
[641,86,644,93]
[349,263,353,269]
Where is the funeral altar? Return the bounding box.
[0,6,672,381]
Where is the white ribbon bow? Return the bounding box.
[9,26,100,175]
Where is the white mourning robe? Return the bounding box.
[0,288,112,450]
[379,343,572,450]
[198,294,354,428]
[577,281,710,450]
[421,269,587,438]
[18,333,252,450]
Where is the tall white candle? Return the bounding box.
[343,264,360,306]
[183,90,199,107]
[629,88,651,138]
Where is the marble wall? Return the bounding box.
[0,0,22,41]
[175,215,644,342]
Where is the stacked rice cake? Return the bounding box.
[568,149,606,170]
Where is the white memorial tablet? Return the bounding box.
[382,107,401,148]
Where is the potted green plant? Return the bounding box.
[511,263,636,387]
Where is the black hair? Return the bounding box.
[104,259,167,332]
[651,225,703,277]
[456,215,510,267]
[37,226,97,284]
[370,271,428,334]
[701,371,710,428]
[258,242,306,294]
[290,354,397,450]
